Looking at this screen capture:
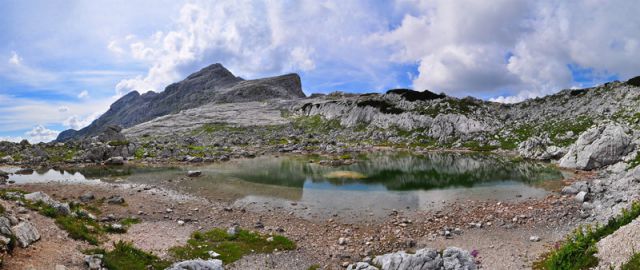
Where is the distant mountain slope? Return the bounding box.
[57,63,304,141]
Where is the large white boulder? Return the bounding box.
[559,124,634,170]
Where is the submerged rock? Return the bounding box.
[166,259,224,270]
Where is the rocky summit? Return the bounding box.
[56,63,304,141]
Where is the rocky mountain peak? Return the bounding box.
[56,63,304,142]
[186,63,239,81]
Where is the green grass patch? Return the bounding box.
[536,201,640,270]
[55,215,103,245]
[197,123,245,133]
[108,140,130,147]
[120,217,141,226]
[94,241,171,270]
[169,228,296,264]
[43,145,78,162]
[0,189,109,245]
[621,252,640,270]
[462,141,498,152]
[134,148,146,159]
[307,264,321,270]
[629,152,640,169]
[292,115,341,133]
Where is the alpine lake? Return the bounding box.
[3,151,570,222]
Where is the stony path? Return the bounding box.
[595,216,640,269]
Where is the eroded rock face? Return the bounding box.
[428,114,489,142]
[165,259,224,270]
[97,125,126,143]
[11,221,40,248]
[559,124,635,170]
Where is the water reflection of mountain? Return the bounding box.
[69,166,180,178]
[227,152,563,191]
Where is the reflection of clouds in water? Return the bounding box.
[7,169,92,183]
[233,180,548,222]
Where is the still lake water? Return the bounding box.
[2,152,568,221]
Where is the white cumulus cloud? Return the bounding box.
[380,0,640,100]
[77,90,90,99]
[25,125,59,143]
[111,0,396,95]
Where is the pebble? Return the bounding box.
[338,237,348,245]
[529,236,541,242]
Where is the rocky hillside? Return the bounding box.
[56,64,304,141]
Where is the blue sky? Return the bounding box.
[1,0,639,142]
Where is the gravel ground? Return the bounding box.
[0,173,590,269]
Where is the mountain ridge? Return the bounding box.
[56,63,304,141]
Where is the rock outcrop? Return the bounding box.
[24,191,72,216]
[57,63,305,141]
[559,124,635,170]
[11,221,40,248]
[348,247,476,270]
[518,135,565,160]
[166,259,224,270]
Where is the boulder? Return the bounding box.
[165,259,224,270]
[106,195,125,204]
[442,247,476,270]
[25,191,56,205]
[575,191,589,203]
[559,124,634,170]
[517,135,566,160]
[24,191,72,216]
[370,247,475,270]
[79,192,96,202]
[98,125,126,143]
[84,254,104,270]
[105,156,125,165]
[347,262,379,270]
[0,156,13,164]
[0,217,12,236]
[11,221,40,248]
[187,170,202,177]
[561,181,589,195]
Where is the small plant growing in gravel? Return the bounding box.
[169,228,296,264]
[88,241,171,270]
